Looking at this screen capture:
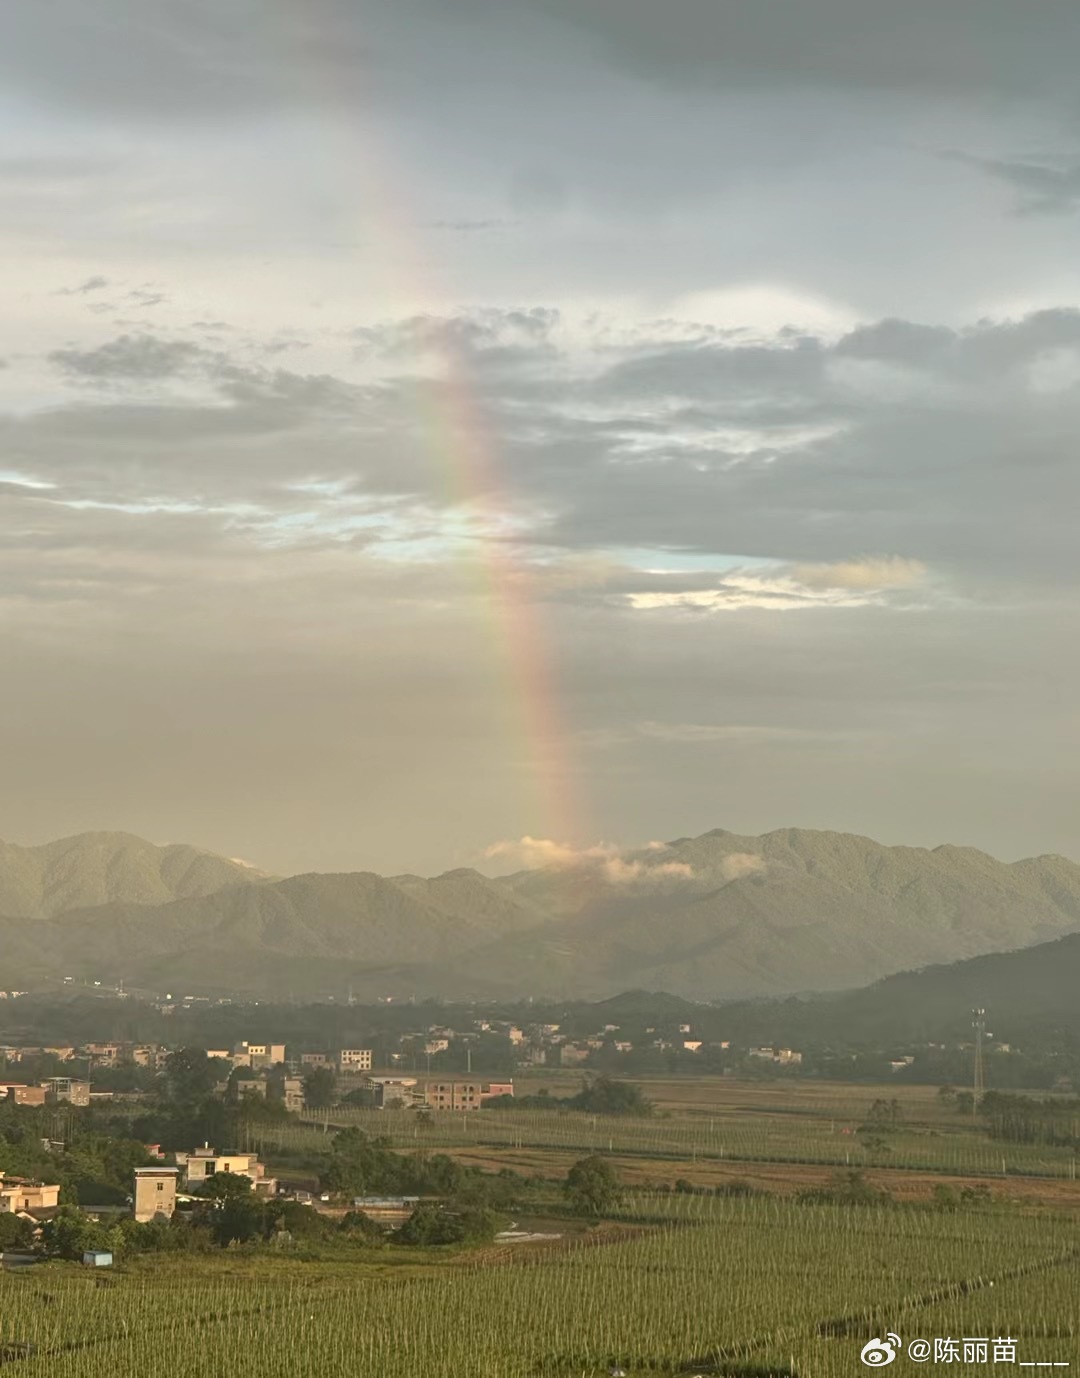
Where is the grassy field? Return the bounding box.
[2,1194,1077,1376]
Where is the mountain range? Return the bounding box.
[2,827,1080,1001]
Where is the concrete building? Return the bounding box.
[175,1145,277,1196]
[337,1049,373,1074]
[423,1080,513,1111]
[1,1085,47,1107]
[748,1047,803,1066]
[133,1166,179,1223]
[130,1045,167,1069]
[299,1052,331,1069]
[41,1078,91,1107]
[83,1042,122,1067]
[232,1042,285,1070]
[230,1076,267,1103]
[267,1071,305,1114]
[362,1075,416,1108]
[0,1172,61,1214]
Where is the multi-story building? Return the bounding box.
[337,1049,373,1074]
[42,1078,91,1107]
[362,1075,416,1108]
[423,1080,513,1111]
[337,1052,374,1074]
[0,1171,60,1214]
[83,1042,122,1068]
[130,1045,168,1069]
[232,1042,286,1070]
[267,1072,305,1114]
[174,1145,277,1196]
[299,1052,331,1069]
[230,1077,267,1102]
[748,1047,802,1065]
[0,1084,47,1106]
[133,1166,179,1223]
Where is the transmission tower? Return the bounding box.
[972,1007,986,1112]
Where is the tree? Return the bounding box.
[212,1194,264,1246]
[570,1077,653,1117]
[163,1048,218,1103]
[303,1066,337,1110]
[264,1200,330,1241]
[396,1203,466,1246]
[198,1171,254,1202]
[0,1213,34,1250]
[565,1155,622,1216]
[40,1205,111,1261]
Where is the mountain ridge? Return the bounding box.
[0,831,269,920]
[3,826,1080,1001]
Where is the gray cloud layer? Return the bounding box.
[2,1,1079,873]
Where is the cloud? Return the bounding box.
[625,570,909,614]
[353,308,560,365]
[946,152,1080,216]
[721,852,766,881]
[791,556,927,591]
[49,333,205,381]
[483,836,695,886]
[427,218,517,233]
[56,275,110,296]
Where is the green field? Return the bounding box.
[2,1194,1077,1376]
[274,1097,1080,1181]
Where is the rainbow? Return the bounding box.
[260,10,585,850]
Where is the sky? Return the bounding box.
[3,0,1080,876]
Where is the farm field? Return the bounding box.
[2,1194,1078,1376]
[278,1077,1080,1185]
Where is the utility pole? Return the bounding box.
[972,1007,986,1113]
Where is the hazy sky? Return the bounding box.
[3,1,1080,875]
